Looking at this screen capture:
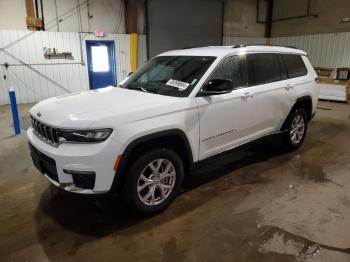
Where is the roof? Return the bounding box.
[159,45,307,58]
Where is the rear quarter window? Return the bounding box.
[282,54,308,78]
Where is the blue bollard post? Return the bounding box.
[8,88,21,135]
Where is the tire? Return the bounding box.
[123,148,184,215]
[284,108,308,150]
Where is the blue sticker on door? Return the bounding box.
[86,40,117,89]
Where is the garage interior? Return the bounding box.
[1,0,350,261]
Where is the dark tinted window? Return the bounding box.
[210,55,246,88]
[282,54,307,78]
[278,55,288,80]
[247,53,282,85]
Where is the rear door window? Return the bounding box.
[282,54,308,78]
[246,53,283,86]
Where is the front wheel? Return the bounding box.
[123,148,184,214]
[284,108,308,150]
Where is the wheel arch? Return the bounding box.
[281,95,313,131]
[110,129,194,193]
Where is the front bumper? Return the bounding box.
[27,127,123,194]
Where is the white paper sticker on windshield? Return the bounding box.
[166,79,190,90]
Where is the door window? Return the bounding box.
[210,55,247,88]
[282,54,307,78]
[247,53,283,86]
[91,45,109,72]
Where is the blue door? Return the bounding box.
[86,40,117,89]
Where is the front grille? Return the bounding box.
[29,143,56,165]
[30,115,59,146]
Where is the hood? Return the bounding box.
[29,86,185,128]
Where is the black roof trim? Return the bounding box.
[232,44,298,49]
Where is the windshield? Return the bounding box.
[119,56,216,97]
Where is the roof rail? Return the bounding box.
[232,44,298,49]
[232,44,246,48]
[179,46,196,49]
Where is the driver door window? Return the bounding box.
[209,55,247,89]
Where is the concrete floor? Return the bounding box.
[0,101,350,261]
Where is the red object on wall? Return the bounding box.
[94,30,105,37]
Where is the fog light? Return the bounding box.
[63,169,96,190]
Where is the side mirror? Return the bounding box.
[127,72,134,77]
[200,79,234,96]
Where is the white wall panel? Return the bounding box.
[0,30,133,105]
[272,32,350,68]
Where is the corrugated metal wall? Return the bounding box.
[272,32,350,68]
[223,36,266,46]
[1,29,350,105]
[0,30,88,105]
[224,33,350,69]
[0,30,149,105]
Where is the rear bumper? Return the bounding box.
[27,127,123,194]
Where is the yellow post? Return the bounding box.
[130,33,138,72]
[265,37,271,45]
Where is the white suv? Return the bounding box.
[27,45,319,214]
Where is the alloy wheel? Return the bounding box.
[137,159,176,206]
[290,114,305,144]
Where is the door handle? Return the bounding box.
[241,92,253,100]
[284,84,294,91]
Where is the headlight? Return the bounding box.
[57,128,113,143]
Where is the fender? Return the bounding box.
[296,95,312,105]
[281,95,313,131]
[295,95,313,120]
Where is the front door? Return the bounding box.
[86,40,116,89]
[196,55,259,160]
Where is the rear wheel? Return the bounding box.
[284,108,308,150]
[123,148,184,214]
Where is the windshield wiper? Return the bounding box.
[125,85,157,94]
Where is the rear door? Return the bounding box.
[282,54,313,112]
[245,53,295,136]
